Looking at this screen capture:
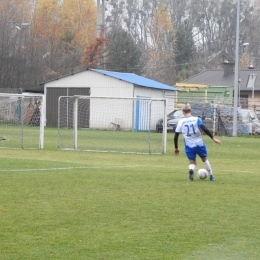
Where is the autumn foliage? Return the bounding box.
[81,30,108,69]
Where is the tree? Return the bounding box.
[106,27,143,74]
[174,21,196,81]
[31,0,96,77]
[81,29,108,68]
[144,3,176,85]
[105,1,177,83]
[0,0,34,89]
[59,0,96,73]
[245,0,260,68]
[167,0,191,28]
[1,0,259,92]
[189,0,252,56]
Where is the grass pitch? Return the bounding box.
[0,128,260,259]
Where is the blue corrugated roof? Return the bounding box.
[91,69,179,91]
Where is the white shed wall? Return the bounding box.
[44,70,176,131]
[44,70,133,98]
[164,93,176,113]
[134,85,163,98]
[44,70,134,127]
[89,98,134,130]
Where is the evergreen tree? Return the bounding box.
[174,21,197,81]
[106,27,143,74]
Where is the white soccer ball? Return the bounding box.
[197,169,209,179]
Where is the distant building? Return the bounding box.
[177,51,260,110]
[28,69,179,127]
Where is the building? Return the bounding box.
[32,69,179,127]
[183,66,260,109]
[178,50,260,110]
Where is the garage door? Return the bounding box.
[46,87,90,127]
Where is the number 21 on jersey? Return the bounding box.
[184,124,196,136]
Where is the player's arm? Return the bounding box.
[174,132,180,155]
[200,125,222,144]
[200,125,213,138]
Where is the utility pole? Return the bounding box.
[232,0,241,137]
[96,0,100,36]
[96,0,106,69]
[96,0,105,36]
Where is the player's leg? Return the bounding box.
[201,157,215,181]
[186,146,199,181]
[186,148,196,181]
[197,145,215,181]
[188,159,196,181]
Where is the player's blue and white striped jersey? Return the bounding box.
[175,116,204,148]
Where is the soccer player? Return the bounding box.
[174,104,221,181]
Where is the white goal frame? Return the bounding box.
[58,96,167,154]
[0,93,44,149]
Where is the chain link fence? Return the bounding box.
[174,96,260,136]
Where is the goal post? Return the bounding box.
[58,96,167,154]
[0,93,44,149]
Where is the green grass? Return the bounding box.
[0,125,40,149]
[60,128,164,153]
[0,128,260,259]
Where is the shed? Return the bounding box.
[36,69,179,127]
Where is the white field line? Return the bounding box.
[0,160,255,174]
[0,165,141,172]
[0,167,87,172]
[219,170,254,173]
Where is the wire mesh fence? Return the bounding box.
[174,96,260,136]
[0,93,44,149]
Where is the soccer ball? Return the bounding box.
[197,169,209,179]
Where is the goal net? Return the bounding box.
[58,96,167,154]
[0,93,44,149]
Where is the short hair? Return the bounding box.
[182,104,191,113]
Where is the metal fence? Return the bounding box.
[174,96,260,136]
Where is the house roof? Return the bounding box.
[90,69,178,91]
[183,69,260,91]
[25,68,178,93]
[207,50,235,64]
